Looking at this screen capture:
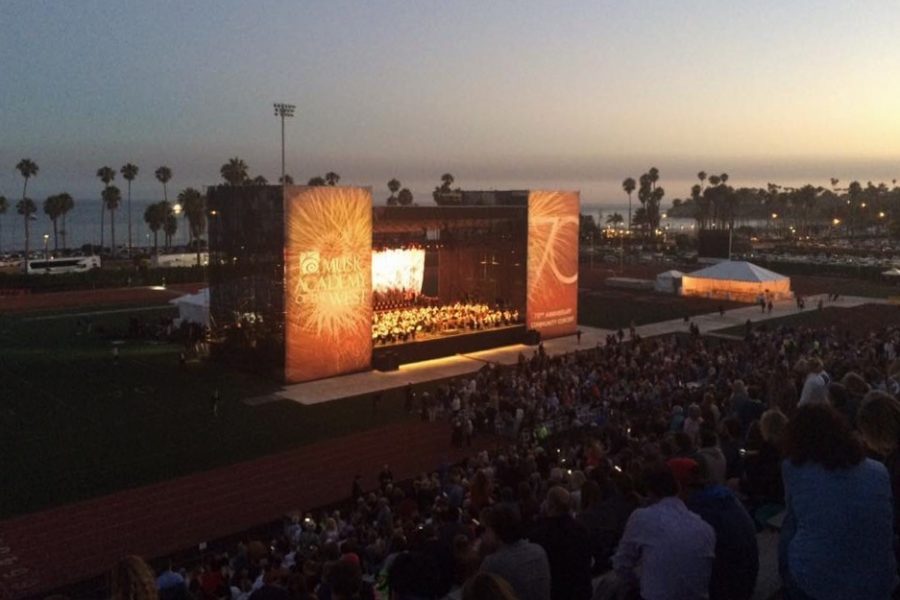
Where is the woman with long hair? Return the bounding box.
[779,404,896,599]
[857,390,900,583]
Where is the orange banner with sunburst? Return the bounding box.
[527,190,579,339]
[284,186,372,383]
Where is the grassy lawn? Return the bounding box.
[709,303,900,337]
[790,274,900,299]
[0,306,423,519]
[578,289,747,329]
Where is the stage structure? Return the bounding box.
[208,185,579,383]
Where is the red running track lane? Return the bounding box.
[0,420,497,599]
[0,284,204,314]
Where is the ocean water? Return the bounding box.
[0,198,190,254]
[0,197,752,253]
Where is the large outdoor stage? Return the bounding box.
[208,186,580,385]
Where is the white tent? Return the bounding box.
[169,288,210,327]
[654,270,683,294]
[882,267,900,278]
[681,261,791,302]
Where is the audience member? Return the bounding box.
[676,458,759,600]
[611,463,715,600]
[780,404,897,600]
[529,487,592,600]
[480,504,551,600]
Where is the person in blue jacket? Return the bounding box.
[779,404,897,600]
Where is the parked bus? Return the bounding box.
[26,256,101,275]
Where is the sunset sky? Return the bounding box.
[2,0,899,204]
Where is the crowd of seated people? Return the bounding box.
[104,311,900,600]
[372,288,437,312]
[373,302,521,345]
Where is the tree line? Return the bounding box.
[667,172,900,235]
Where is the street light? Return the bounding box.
[43,233,49,260]
[274,103,296,187]
[832,218,841,226]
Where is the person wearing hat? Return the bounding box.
[671,458,759,600]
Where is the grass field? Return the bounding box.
[578,288,746,329]
[709,303,900,337]
[0,306,427,519]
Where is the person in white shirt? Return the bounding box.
[799,358,830,406]
[611,464,715,600]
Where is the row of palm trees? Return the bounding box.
[4,156,444,263]
[620,167,665,237]
[668,171,900,235]
[3,158,208,267]
[218,156,342,188]
[217,157,418,206]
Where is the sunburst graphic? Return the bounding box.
[284,186,372,382]
[527,190,580,337]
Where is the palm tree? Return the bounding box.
[102,185,122,253]
[648,167,660,190]
[279,174,294,185]
[43,194,65,251]
[120,163,139,256]
[440,173,454,191]
[387,178,401,205]
[155,166,172,202]
[163,206,177,251]
[397,188,414,206]
[325,171,341,186]
[697,171,707,192]
[708,175,721,187]
[220,157,248,186]
[605,212,624,228]
[16,159,39,265]
[720,173,729,186]
[144,201,167,253]
[622,177,636,231]
[57,193,74,251]
[307,176,326,186]
[178,187,206,266]
[251,175,268,186]
[16,198,37,266]
[0,195,7,252]
[96,166,115,249]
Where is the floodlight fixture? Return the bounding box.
[274,103,297,186]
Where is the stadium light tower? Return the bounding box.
[273,103,296,187]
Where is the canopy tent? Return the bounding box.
[681,261,791,302]
[654,270,683,294]
[882,267,900,277]
[169,288,210,327]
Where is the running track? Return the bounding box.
[0,420,496,599]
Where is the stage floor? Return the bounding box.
[270,325,611,406]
